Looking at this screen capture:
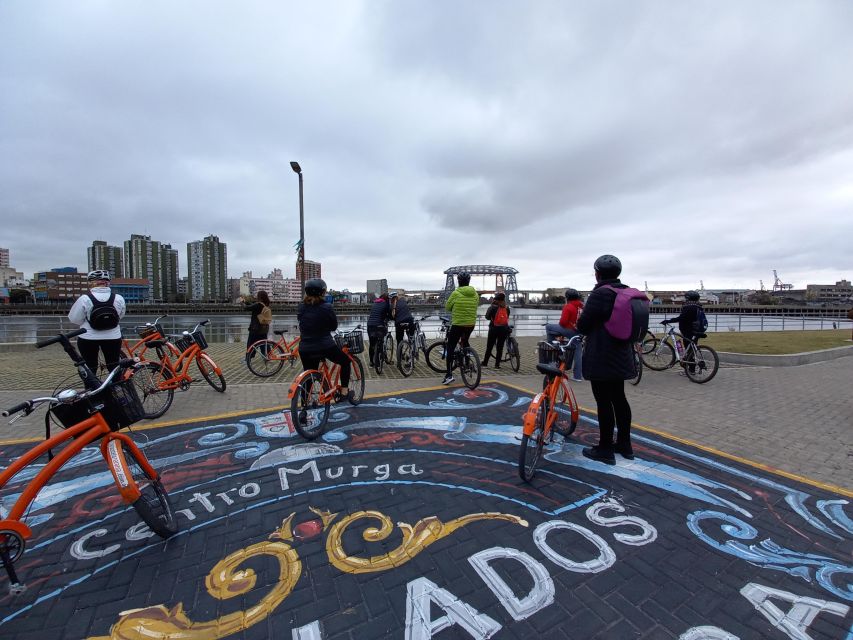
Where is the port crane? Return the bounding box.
[772,270,793,292]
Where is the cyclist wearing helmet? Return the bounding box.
[390,292,415,344]
[545,288,585,381]
[297,278,351,400]
[366,291,391,368]
[442,272,478,384]
[576,255,635,465]
[662,290,703,351]
[68,270,127,375]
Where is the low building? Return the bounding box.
[806,280,853,304]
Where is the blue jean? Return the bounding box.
[544,324,583,379]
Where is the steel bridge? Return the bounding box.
[441,265,519,302]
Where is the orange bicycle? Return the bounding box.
[96,315,181,375]
[519,336,582,482]
[1,329,177,594]
[288,326,366,440]
[130,320,226,419]
[245,329,301,377]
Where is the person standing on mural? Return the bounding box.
[576,255,635,465]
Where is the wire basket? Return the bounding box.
[174,335,193,353]
[191,330,208,350]
[335,330,364,354]
[50,378,145,431]
[136,323,164,339]
[537,341,562,365]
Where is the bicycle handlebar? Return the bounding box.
[37,328,87,349]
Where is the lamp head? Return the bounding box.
[290,161,302,174]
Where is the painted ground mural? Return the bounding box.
[0,383,850,639]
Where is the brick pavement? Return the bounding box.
[0,382,850,639]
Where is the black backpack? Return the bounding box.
[86,291,120,330]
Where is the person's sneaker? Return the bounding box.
[571,376,584,382]
[582,446,616,465]
[442,374,455,385]
[298,410,308,426]
[614,443,635,459]
[494,363,501,369]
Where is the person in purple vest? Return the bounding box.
[576,255,636,465]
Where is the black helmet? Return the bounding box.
[685,290,700,301]
[304,278,327,296]
[457,272,471,286]
[565,288,580,301]
[593,254,622,278]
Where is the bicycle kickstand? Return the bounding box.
[0,547,26,595]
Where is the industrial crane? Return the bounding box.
[772,270,793,292]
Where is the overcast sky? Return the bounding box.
[2,1,852,293]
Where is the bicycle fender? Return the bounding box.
[287,369,319,399]
[102,436,142,503]
[522,393,544,437]
[0,520,31,541]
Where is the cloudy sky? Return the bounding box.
[2,1,852,293]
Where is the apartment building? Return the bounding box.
[187,234,228,301]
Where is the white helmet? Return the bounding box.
[87,269,111,282]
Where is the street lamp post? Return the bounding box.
[290,161,305,290]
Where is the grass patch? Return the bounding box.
[667,330,851,354]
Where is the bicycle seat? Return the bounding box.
[273,330,288,336]
[144,339,168,349]
[694,333,707,339]
[439,315,451,323]
[536,363,565,378]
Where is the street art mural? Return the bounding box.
[0,384,850,639]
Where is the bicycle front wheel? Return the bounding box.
[130,363,175,419]
[519,396,548,483]
[685,345,720,384]
[197,353,226,392]
[291,373,330,440]
[641,331,657,354]
[460,348,481,389]
[397,340,414,377]
[117,440,177,538]
[641,341,675,371]
[348,356,365,405]
[629,349,643,386]
[383,333,394,364]
[507,337,520,372]
[373,345,384,375]
[425,341,448,372]
[246,340,285,377]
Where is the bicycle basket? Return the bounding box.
[537,341,561,365]
[191,330,208,350]
[50,378,145,431]
[335,330,364,354]
[174,335,193,353]
[136,322,165,339]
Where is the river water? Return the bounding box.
[1,308,849,344]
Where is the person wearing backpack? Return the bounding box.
[442,272,478,385]
[390,292,415,344]
[576,255,638,465]
[662,290,706,359]
[244,290,273,358]
[482,292,511,368]
[545,288,585,381]
[68,270,127,376]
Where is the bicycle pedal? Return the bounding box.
[9,582,26,596]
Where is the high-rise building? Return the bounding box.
[366,279,388,298]
[187,234,228,301]
[0,248,9,268]
[87,240,124,278]
[160,244,179,302]
[124,234,163,300]
[296,259,321,283]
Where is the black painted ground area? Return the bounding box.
[0,383,851,639]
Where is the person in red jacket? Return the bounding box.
[545,288,584,381]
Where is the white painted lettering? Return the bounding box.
[279,460,321,491]
[469,547,554,621]
[740,582,849,640]
[325,466,344,479]
[399,464,424,476]
[351,465,368,477]
[216,488,237,505]
[188,492,215,512]
[70,529,120,560]
[375,463,390,481]
[679,626,740,639]
[126,522,155,541]
[293,620,324,639]
[238,482,260,498]
[586,499,658,546]
[405,577,501,639]
[534,520,616,573]
[175,508,197,522]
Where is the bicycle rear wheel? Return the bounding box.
[397,340,414,377]
[425,341,448,373]
[641,341,675,371]
[373,344,384,375]
[629,349,642,386]
[383,333,394,364]
[685,345,719,384]
[116,440,177,538]
[291,373,330,440]
[197,353,226,392]
[507,337,520,372]
[641,331,657,354]
[460,348,481,389]
[130,363,175,419]
[246,340,285,377]
[348,356,365,405]
[519,396,548,482]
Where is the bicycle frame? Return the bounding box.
[660,326,690,364]
[522,339,580,437]
[287,346,355,403]
[247,333,300,361]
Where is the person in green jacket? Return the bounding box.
[443,272,479,384]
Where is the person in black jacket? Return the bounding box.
[390,292,415,344]
[663,290,703,351]
[297,278,351,400]
[576,254,636,465]
[367,293,391,366]
[244,290,272,357]
[482,293,511,368]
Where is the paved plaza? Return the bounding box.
[0,340,851,638]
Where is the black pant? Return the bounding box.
[246,330,268,354]
[300,346,351,388]
[77,338,124,378]
[589,379,632,452]
[483,325,510,365]
[367,326,386,364]
[445,325,474,376]
[395,322,415,345]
